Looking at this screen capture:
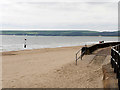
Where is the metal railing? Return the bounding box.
[111,44,120,88]
[75,49,81,65]
[75,48,86,65]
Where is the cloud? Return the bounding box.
[0,0,118,31]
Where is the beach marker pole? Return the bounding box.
[24,38,27,48]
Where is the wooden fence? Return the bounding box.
[111,44,120,88]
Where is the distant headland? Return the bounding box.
[0,30,119,36]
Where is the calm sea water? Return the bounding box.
[0,35,118,52]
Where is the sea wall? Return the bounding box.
[84,42,120,55]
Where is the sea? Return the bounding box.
[0,35,118,52]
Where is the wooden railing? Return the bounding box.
[111,44,120,88]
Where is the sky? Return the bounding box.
[0,0,119,31]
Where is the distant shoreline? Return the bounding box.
[1,30,119,36]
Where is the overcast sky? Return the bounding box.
[0,0,119,31]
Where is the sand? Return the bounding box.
[2,46,106,88]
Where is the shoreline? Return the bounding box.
[1,45,88,53]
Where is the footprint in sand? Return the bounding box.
[20,76,25,79]
[56,69,61,72]
[11,80,15,82]
[12,86,16,88]
[34,84,38,86]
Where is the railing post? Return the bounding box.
[111,58,113,68]
[118,79,120,89]
[76,54,77,65]
[111,48,113,68]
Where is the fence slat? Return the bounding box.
[111,44,120,88]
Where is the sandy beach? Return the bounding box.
[2,46,110,88]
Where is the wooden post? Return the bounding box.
[111,59,114,68]
[116,67,119,78]
[114,63,117,73]
[118,79,120,89]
